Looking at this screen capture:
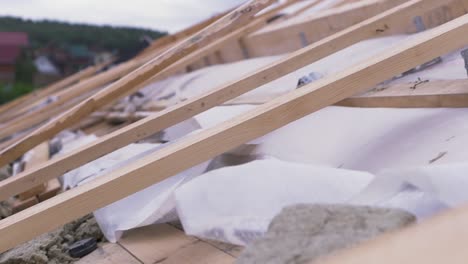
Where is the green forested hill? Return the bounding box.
[0,16,167,59]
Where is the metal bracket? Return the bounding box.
[413,16,426,32]
[461,48,468,77]
[297,72,323,88]
[299,32,309,48]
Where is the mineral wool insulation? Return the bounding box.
[61,32,468,245]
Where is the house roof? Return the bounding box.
[0,46,21,65]
[0,32,29,46]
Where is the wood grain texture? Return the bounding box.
[337,79,468,108]
[314,204,468,264]
[17,142,49,200]
[119,224,198,263]
[0,10,466,254]
[0,0,457,202]
[0,63,105,122]
[244,0,468,57]
[0,0,274,168]
[76,243,141,264]
[0,61,139,141]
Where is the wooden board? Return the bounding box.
[0,10,466,253]
[0,63,107,122]
[244,0,468,57]
[119,224,235,264]
[337,79,468,108]
[0,0,459,202]
[228,79,468,108]
[0,0,274,169]
[315,204,468,264]
[76,243,141,264]
[17,142,49,200]
[119,224,197,263]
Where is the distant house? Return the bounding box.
[0,32,29,83]
[36,43,93,76]
[34,55,61,87]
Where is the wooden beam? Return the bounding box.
[0,0,273,168]
[288,0,323,17]
[0,9,467,254]
[0,0,458,202]
[337,79,468,108]
[17,142,49,200]
[315,204,468,264]
[0,63,107,123]
[136,9,234,60]
[244,0,468,57]
[226,79,468,107]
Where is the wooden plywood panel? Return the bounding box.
[119,224,197,264]
[76,243,141,264]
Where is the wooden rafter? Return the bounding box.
[0,0,459,202]
[243,0,468,57]
[1,7,467,254]
[0,0,275,168]
[337,79,468,108]
[0,62,110,123]
[316,204,468,264]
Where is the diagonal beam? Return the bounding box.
[0,0,274,168]
[0,9,467,254]
[0,0,460,201]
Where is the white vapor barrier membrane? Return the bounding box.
[60,31,468,245]
[138,35,409,108]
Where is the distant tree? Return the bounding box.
[0,16,167,61]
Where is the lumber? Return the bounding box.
[336,79,468,108]
[0,63,105,121]
[0,0,274,168]
[288,0,324,17]
[0,61,139,141]
[0,0,459,202]
[76,243,141,264]
[17,142,49,200]
[244,0,468,57]
[136,10,234,60]
[119,224,198,263]
[314,204,468,264]
[226,79,468,107]
[0,9,467,254]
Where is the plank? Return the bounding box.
[0,63,107,121]
[315,204,468,264]
[0,0,274,168]
[0,61,139,141]
[226,79,468,107]
[17,142,49,200]
[0,0,458,202]
[76,243,141,264]
[337,79,468,108]
[137,10,233,60]
[157,241,235,264]
[244,0,468,57]
[0,8,466,254]
[288,0,324,17]
[119,224,198,263]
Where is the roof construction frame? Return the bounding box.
[0,1,468,253]
[0,0,275,168]
[0,0,463,203]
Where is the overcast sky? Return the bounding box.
[0,0,246,33]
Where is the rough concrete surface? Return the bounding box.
[237,204,416,264]
[0,214,104,264]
